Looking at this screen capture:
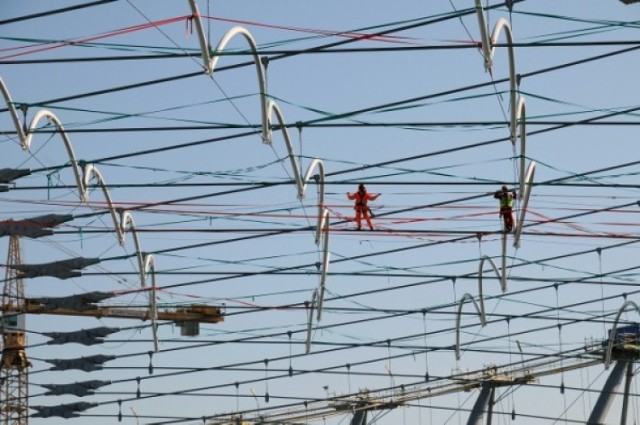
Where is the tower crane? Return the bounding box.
[0,234,224,424]
[1,235,30,425]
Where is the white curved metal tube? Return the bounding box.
[187,0,211,74]
[24,110,85,201]
[120,210,158,352]
[604,300,640,370]
[474,0,492,70]
[301,159,327,244]
[0,77,27,143]
[305,289,318,354]
[515,96,527,194]
[143,254,159,352]
[266,100,303,188]
[477,255,505,322]
[455,293,486,360]
[473,4,517,143]
[300,158,325,201]
[315,209,331,322]
[82,164,121,239]
[265,99,331,322]
[187,2,269,144]
[0,80,87,203]
[267,100,327,245]
[119,211,145,285]
[513,160,536,249]
[211,27,269,144]
[490,18,517,144]
[1,78,158,350]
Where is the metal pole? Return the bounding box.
[350,406,367,425]
[467,383,492,425]
[620,360,633,425]
[587,360,626,424]
[486,386,495,425]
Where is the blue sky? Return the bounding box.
[2,1,640,423]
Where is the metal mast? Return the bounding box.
[1,235,30,424]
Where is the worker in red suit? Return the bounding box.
[347,184,380,230]
[494,184,517,232]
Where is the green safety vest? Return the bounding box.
[499,192,514,208]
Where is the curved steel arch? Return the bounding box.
[511,96,536,249]
[266,100,304,189]
[300,159,327,245]
[455,293,487,360]
[143,254,160,353]
[315,208,331,323]
[475,4,534,248]
[188,0,269,143]
[604,300,640,370]
[305,288,318,354]
[119,210,145,280]
[474,0,492,70]
[306,207,332,350]
[515,96,527,194]
[188,2,331,343]
[188,2,328,242]
[266,100,331,322]
[24,110,85,202]
[0,76,26,144]
[1,77,161,351]
[490,18,517,144]
[474,3,517,143]
[477,255,506,319]
[120,210,160,352]
[267,100,328,245]
[81,164,121,237]
[513,160,536,249]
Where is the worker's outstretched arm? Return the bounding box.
[346,192,355,200]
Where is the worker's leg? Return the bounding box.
[502,209,513,232]
[354,210,362,230]
[499,208,508,232]
[363,212,374,230]
[502,213,509,232]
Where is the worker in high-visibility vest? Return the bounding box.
[347,184,380,230]
[494,185,517,232]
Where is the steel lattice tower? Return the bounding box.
[1,235,30,424]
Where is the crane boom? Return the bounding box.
[12,300,224,325]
